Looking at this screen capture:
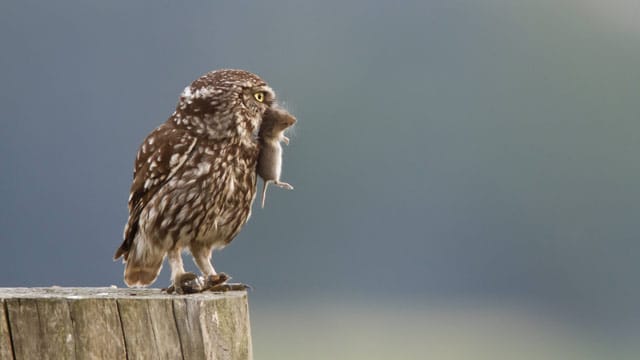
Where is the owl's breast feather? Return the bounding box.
[192,140,258,246]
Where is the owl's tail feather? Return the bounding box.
[113,241,129,261]
[122,245,164,287]
[124,260,163,287]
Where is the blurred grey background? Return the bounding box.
[1,0,639,358]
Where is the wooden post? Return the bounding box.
[0,287,252,360]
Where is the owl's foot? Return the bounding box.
[163,272,249,294]
[201,273,230,291]
[164,272,203,294]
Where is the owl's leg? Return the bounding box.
[190,244,229,289]
[166,247,202,294]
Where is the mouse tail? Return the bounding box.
[261,181,269,208]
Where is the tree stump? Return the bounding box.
[0,287,252,360]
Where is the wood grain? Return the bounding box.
[0,287,252,360]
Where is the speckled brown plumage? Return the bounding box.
[114,69,277,291]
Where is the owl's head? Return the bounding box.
[175,69,276,140]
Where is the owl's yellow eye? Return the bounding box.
[254,92,265,102]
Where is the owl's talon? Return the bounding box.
[203,273,230,290]
[173,272,203,294]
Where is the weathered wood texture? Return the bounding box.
[0,287,252,360]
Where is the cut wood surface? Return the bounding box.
[0,287,252,360]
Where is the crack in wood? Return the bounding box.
[171,300,186,360]
[3,300,16,360]
[145,301,160,356]
[115,300,130,360]
[68,298,78,359]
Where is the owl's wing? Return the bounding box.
[114,125,198,260]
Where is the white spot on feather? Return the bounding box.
[181,86,192,98]
[176,207,188,223]
[193,87,213,98]
[228,176,235,193]
[170,153,180,167]
[195,162,211,176]
[147,207,157,222]
[159,196,169,211]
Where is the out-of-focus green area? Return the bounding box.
[252,300,639,359]
[0,0,638,357]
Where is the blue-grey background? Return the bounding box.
[1,0,639,358]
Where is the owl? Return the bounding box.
[114,69,278,293]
